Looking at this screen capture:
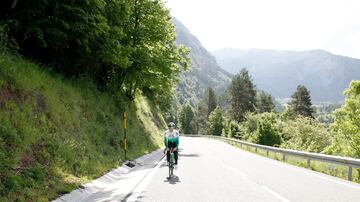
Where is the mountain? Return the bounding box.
[173,18,232,106]
[212,48,360,102]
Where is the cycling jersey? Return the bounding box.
[164,129,179,148]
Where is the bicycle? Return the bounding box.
[167,148,176,178]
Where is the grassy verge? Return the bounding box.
[222,139,360,183]
[0,53,164,201]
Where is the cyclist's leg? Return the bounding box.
[166,147,170,163]
[174,149,178,165]
[168,142,178,165]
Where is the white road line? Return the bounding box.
[228,166,247,178]
[125,157,166,202]
[262,186,291,202]
[225,161,291,202]
[287,165,360,191]
[253,154,360,191]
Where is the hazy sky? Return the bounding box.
[165,0,360,58]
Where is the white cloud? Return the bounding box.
[165,0,360,58]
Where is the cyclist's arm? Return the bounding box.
[175,132,179,148]
[163,133,168,147]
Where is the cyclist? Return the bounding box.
[164,122,179,165]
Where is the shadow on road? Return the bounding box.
[164,175,181,185]
[179,153,200,157]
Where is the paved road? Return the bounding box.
[126,137,360,202]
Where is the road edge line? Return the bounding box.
[123,156,166,202]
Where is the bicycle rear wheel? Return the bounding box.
[168,152,175,178]
[169,165,173,178]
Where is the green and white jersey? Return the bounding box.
[164,129,179,147]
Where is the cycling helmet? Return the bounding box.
[167,122,176,128]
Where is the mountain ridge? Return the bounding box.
[173,18,232,106]
[212,48,360,102]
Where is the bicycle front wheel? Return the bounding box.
[169,165,173,178]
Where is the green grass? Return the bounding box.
[0,53,165,201]
[221,139,360,183]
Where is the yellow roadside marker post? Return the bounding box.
[124,111,127,161]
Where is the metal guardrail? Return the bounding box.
[183,134,360,181]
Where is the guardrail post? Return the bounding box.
[348,167,353,181]
[307,159,311,167]
[255,148,257,153]
[266,150,269,157]
[282,154,285,161]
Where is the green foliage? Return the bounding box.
[256,91,275,113]
[331,81,360,158]
[239,113,260,141]
[1,0,189,104]
[256,115,281,147]
[229,68,257,122]
[191,87,219,135]
[289,85,314,118]
[0,24,18,53]
[2,0,112,78]
[208,106,224,136]
[316,113,334,125]
[116,0,189,99]
[279,117,332,153]
[192,102,208,135]
[206,87,217,116]
[240,113,281,146]
[239,112,332,151]
[224,120,242,139]
[178,103,194,134]
[0,54,163,201]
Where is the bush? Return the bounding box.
[240,112,281,146]
[224,120,242,139]
[256,117,281,146]
[0,24,18,53]
[279,116,332,153]
[208,106,224,136]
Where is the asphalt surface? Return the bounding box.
[127,137,360,202]
[56,137,360,202]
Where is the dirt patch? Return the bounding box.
[35,92,48,114]
[20,139,49,168]
[0,86,19,107]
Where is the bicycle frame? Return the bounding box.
[168,149,175,178]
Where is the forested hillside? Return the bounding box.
[173,18,232,106]
[0,0,187,200]
[212,48,360,102]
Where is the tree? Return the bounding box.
[206,87,217,117]
[240,112,280,146]
[331,81,360,158]
[288,85,314,118]
[178,103,194,134]
[229,68,257,122]
[224,120,242,139]
[112,0,189,99]
[1,0,114,79]
[0,0,189,104]
[192,87,217,135]
[209,106,224,136]
[193,101,208,135]
[257,91,275,113]
[256,117,281,147]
